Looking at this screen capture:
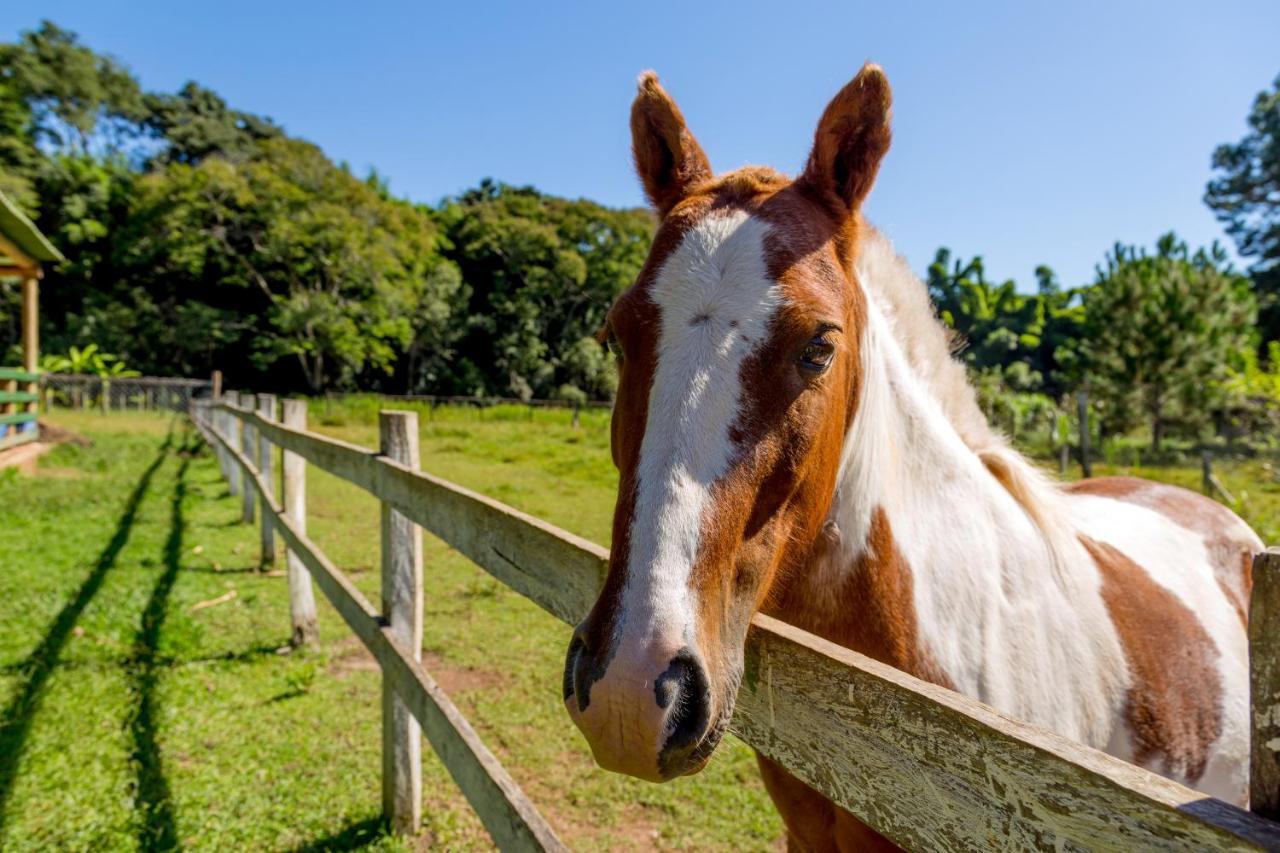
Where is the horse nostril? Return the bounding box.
[655,649,711,754]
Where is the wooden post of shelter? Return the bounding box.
[1251,547,1280,819]
[257,394,278,567]
[380,410,424,834]
[281,399,319,648]
[0,190,62,455]
[240,393,258,524]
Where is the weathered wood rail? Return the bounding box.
[190,393,1280,852]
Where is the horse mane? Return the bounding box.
[854,226,1065,535]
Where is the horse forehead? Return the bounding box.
[648,209,782,337]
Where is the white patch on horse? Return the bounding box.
[808,229,1250,805]
[818,247,1130,752]
[1069,494,1249,802]
[619,210,780,649]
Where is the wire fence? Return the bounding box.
[41,374,213,414]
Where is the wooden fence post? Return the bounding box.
[281,399,319,648]
[211,370,222,401]
[257,394,278,568]
[380,410,423,834]
[240,393,258,524]
[226,392,243,497]
[1251,547,1280,819]
[1076,392,1092,478]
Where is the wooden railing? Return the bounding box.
[190,393,1280,852]
[0,367,39,451]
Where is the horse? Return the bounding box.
[561,64,1263,850]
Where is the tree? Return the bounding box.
[1205,72,1280,346]
[143,82,281,166]
[0,21,657,399]
[0,20,146,158]
[438,181,652,398]
[927,250,1083,398]
[1078,234,1256,450]
[126,138,463,391]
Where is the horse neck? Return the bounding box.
[781,290,1052,679]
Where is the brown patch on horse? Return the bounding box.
[757,754,901,852]
[631,72,713,215]
[1079,535,1223,782]
[769,507,953,689]
[1069,477,1256,625]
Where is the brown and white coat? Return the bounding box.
[563,65,1261,850]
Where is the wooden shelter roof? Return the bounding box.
[0,190,63,275]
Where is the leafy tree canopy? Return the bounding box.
[1076,234,1256,449]
[1206,72,1280,344]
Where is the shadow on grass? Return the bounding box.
[289,816,391,852]
[0,642,282,676]
[125,436,199,851]
[0,428,174,835]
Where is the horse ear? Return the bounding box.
[631,72,712,216]
[800,63,892,214]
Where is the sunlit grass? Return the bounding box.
[2,403,1275,850]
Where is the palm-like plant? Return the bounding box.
[39,344,139,378]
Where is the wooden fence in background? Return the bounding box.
[190,392,1280,852]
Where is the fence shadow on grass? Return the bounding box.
[289,816,392,852]
[126,438,197,851]
[0,428,174,835]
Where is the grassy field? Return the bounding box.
[0,407,779,851]
[1,401,1276,851]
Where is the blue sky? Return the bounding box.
[18,1,1280,288]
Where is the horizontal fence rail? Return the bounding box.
[332,393,614,411]
[192,396,1280,851]
[0,366,38,450]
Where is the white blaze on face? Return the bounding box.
[619,210,781,649]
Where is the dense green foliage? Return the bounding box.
[1,21,1277,447]
[1077,236,1255,449]
[0,22,651,398]
[1206,73,1280,343]
[927,251,1083,398]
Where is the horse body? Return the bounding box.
[563,65,1262,849]
[773,227,1257,803]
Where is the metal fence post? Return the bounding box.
[281,399,319,648]
[380,410,423,834]
[257,393,278,567]
[1251,547,1280,819]
[240,393,258,524]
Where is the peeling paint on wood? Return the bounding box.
[1251,548,1280,821]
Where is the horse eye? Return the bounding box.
[799,337,835,373]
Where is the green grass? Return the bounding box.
[2,402,1276,851]
[0,408,781,851]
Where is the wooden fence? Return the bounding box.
[0,367,39,451]
[190,392,1280,851]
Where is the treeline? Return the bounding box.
[0,22,653,401]
[2,22,1278,449]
